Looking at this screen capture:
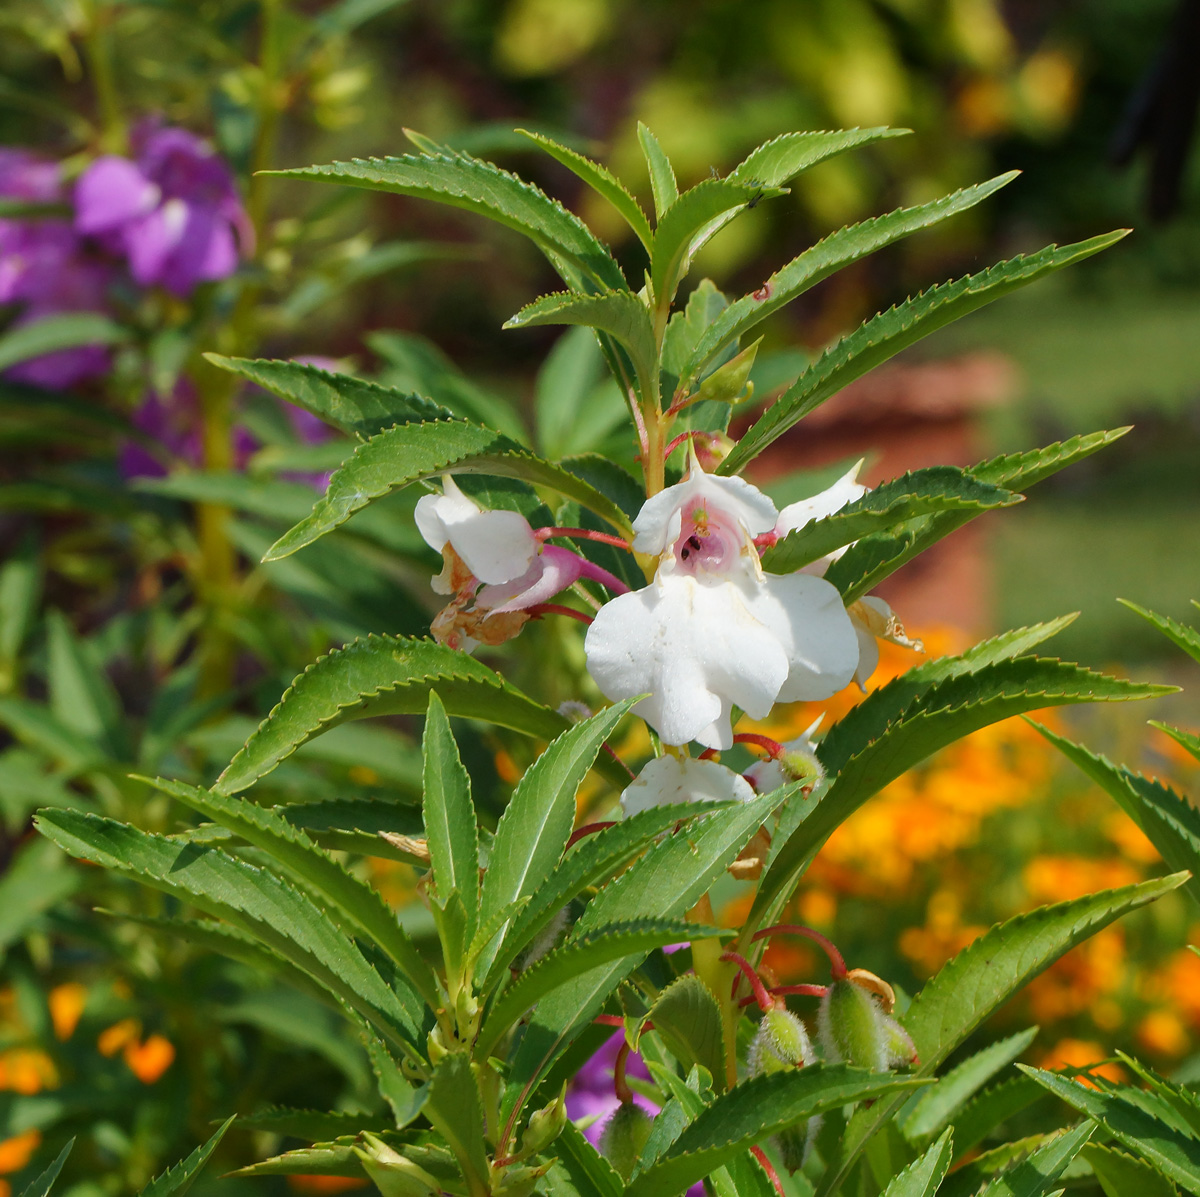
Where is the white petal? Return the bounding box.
[476,546,584,613]
[742,573,860,702]
[632,469,777,556]
[584,574,788,749]
[621,754,755,817]
[414,475,479,551]
[852,614,880,691]
[775,461,867,536]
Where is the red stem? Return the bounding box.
[739,983,828,1008]
[722,950,775,1014]
[614,1040,633,1103]
[751,1147,786,1197]
[535,526,632,551]
[603,742,637,779]
[733,733,785,758]
[566,821,617,849]
[698,747,720,762]
[662,430,699,459]
[527,603,593,626]
[753,924,847,980]
[594,1014,624,1027]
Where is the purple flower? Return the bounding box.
[0,150,114,389]
[75,123,250,297]
[566,1032,657,1146]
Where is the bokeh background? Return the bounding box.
[2,0,1200,1192]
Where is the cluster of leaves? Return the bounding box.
[15,120,1199,1197]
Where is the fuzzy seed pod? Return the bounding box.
[598,1102,654,1181]
[818,978,916,1071]
[748,1006,816,1077]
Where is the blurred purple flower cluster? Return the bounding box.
[1,123,248,391]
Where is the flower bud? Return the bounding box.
[494,1161,552,1197]
[354,1132,440,1196]
[519,1086,568,1157]
[817,975,915,1072]
[748,1006,816,1077]
[598,1102,654,1181]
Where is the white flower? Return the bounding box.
[620,753,754,818]
[848,596,924,690]
[774,461,867,574]
[585,458,859,749]
[744,717,824,794]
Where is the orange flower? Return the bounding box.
[0,1049,58,1095]
[0,1130,40,1174]
[97,1018,140,1058]
[124,1035,174,1084]
[1037,1038,1125,1086]
[1137,1009,1190,1058]
[1025,929,1125,1023]
[48,983,87,1042]
[1023,856,1140,905]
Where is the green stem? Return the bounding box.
[83,0,125,152]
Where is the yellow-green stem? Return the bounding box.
[688,894,740,1090]
[83,0,125,152]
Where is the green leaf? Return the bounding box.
[267,150,626,292]
[644,974,726,1092]
[477,919,727,1057]
[757,657,1167,927]
[0,839,79,958]
[650,178,783,305]
[314,0,411,36]
[1118,600,1200,666]
[421,692,479,936]
[881,1129,954,1197]
[501,787,795,1126]
[265,418,631,560]
[144,775,438,1008]
[482,801,732,984]
[1084,1143,1180,1197]
[0,312,127,373]
[517,129,653,252]
[901,1027,1039,1141]
[46,610,125,759]
[762,466,1020,573]
[234,1107,393,1140]
[719,232,1128,476]
[951,1075,1049,1158]
[968,428,1132,491]
[214,634,588,795]
[554,1120,623,1197]
[1019,1067,1200,1195]
[1153,722,1200,766]
[364,1035,427,1128]
[0,695,104,772]
[505,290,657,402]
[0,533,40,691]
[204,354,452,439]
[16,1138,73,1197]
[728,127,909,188]
[424,1053,490,1195]
[226,1141,364,1179]
[637,124,677,218]
[478,698,637,971]
[140,1116,235,1197]
[818,875,1186,1197]
[35,810,425,1055]
[977,1121,1095,1197]
[624,1067,926,1197]
[681,173,1018,387]
[1033,723,1200,907]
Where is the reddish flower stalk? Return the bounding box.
[662,429,703,459]
[614,1040,634,1103]
[722,950,775,1013]
[753,924,847,980]
[739,983,828,1008]
[527,603,593,626]
[752,531,780,550]
[603,742,637,779]
[698,747,720,762]
[534,526,633,551]
[566,821,617,849]
[752,1146,786,1197]
[732,732,785,758]
[594,1014,625,1028]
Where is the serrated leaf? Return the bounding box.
[728,127,909,188]
[1084,1143,1180,1197]
[16,1138,72,1197]
[555,1120,624,1197]
[140,1116,235,1197]
[881,1129,954,1197]
[234,1107,393,1140]
[478,699,637,971]
[762,466,1019,573]
[0,312,126,373]
[681,173,1017,387]
[817,876,1186,1197]
[1153,722,1200,765]
[424,1053,489,1194]
[266,418,630,560]
[951,1075,1049,1158]
[482,801,732,985]
[500,786,795,1126]
[1034,723,1200,906]
[505,290,657,402]
[624,1066,926,1197]
[645,974,726,1091]
[517,129,653,252]
[146,775,438,1008]
[225,1141,363,1179]
[978,1121,1095,1197]
[421,692,479,938]
[1019,1068,1200,1195]
[35,810,424,1055]
[757,657,1168,926]
[638,124,677,219]
[970,428,1131,490]
[267,150,626,292]
[478,919,727,1056]
[650,178,782,304]
[719,232,1128,476]
[1119,600,1200,666]
[364,1035,427,1128]
[902,1027,1039,1141]
[214,634,586,795]
[204,354,452,439]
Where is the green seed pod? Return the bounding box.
[774,1117,822,1175]
[353,1132,440,1197]
[818,978,915,1072]
[598,1102,654,1181]
[520,1085,568,1156]
[748,1005,815,1077]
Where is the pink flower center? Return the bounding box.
[672,500,745,576]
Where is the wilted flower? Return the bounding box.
[75,123,250,296]
[584,456,859,749]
